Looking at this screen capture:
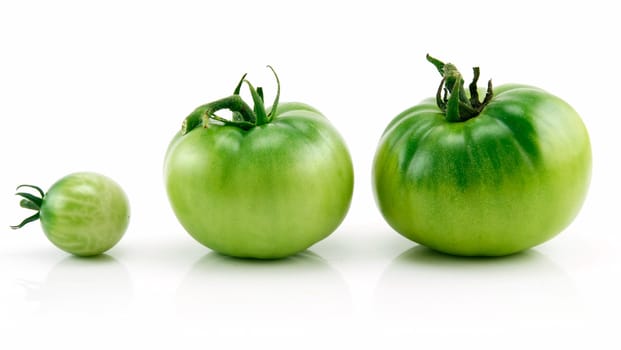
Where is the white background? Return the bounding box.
[1,1,619,348]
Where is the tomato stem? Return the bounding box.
[244,79,268,126]
[266,65,280,122]
[11,185,45,230]
[230,73,249,122]
[180,66,282,134]
[427,54,493,122]
[182,95,256,133]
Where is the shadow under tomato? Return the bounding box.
[22,254,133,315]
[374,245,582,326]
[394,244,540,267]
[175,249,351,321]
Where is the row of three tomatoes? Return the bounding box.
[13,57,591,259]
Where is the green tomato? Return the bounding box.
[372,55,591,256]
[12,172,130,256]
[164,68,354,259]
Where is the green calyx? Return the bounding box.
[181,66,281,134]
[426,54,494,122]
[11,185,45,229]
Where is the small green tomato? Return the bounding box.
[11,172,130,256]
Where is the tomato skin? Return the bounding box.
[373,84,591,256]
[164,102,354,259]
[39,172,130,256]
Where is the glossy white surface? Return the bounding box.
[1,1,618,348]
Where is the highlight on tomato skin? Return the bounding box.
[372,55,591,257]
[12,172,131,257]
[164,67,354,259]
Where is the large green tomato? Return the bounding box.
[373,56,591,256]
[164,68,354,259]
[12,172,130,256]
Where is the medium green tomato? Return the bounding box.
[164,68,354,259]
[372,55,591,256]
[12,172,130,256]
